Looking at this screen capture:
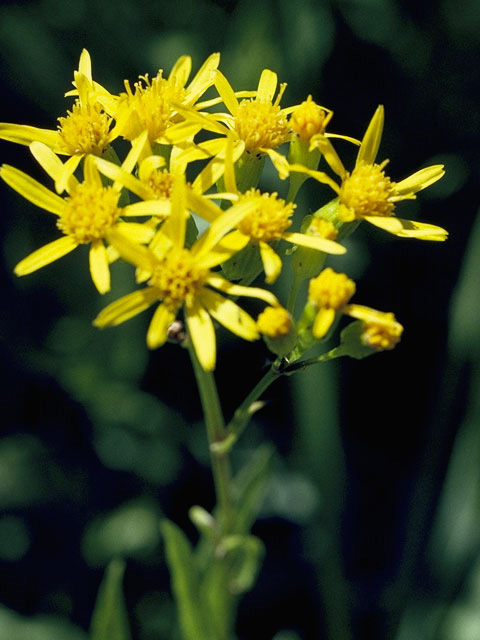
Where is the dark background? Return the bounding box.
[0,1,479,639]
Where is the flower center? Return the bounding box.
[290,95,327,140]
[339,161,396,220]
[146,168,174,199]
[57,182,120,243]
[149,249,207,308]
[257,306,292,338]
[120,72,186,142]
[308,268,355,310]
[361,312,403,351]
[234,100,288,153]
[237,190,294,242]
[58,101,112,155]
[307,217,338,240]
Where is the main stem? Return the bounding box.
[188,346,234,533]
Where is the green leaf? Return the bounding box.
[90,557,131,640]
[233,444,274,535]
[220,534,265,594]
[160,519,213,640]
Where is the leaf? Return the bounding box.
[160,519,213,640]
[233,444,274,535]
[90,557,131,640]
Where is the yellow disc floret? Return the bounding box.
[119,72,186,143]
[58,100,112,155]
[307,217,338,241]
[237,190,295,242]
[257,306,292,338]
[57,183,120,243]
[234,100,289,153]
[339,160,396,222]
[149,249,207,308]
[308,267,355,310]
[290,95,328,141]
[361,312,403,351]
[146,168,174,200]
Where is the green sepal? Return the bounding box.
[234,151,265,192]
[313,197,361,242]
[221,242,262,283]
[89,557,132,640]
[262,323,298,358]
[160,519,213,640]
[338,320,378,359]
[217,534,265,594]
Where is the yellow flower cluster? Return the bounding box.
[0,50,448,370]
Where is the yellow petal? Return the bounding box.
[115,222,156,244]
[0,123,61,149]
[312,307,336,339]
[187,188,224,223]
[160,121,203,144]
[195,230,250,269]
[199,289,259,340]
[309,135,346,179]
[191,138,244,194]
[94,287,159,327]
[29,141,78,193]
[259,241,282,283]
[288,163,341,194]
[93,156,152,200]
[364,215,448,241]
[169,172,187,249]
[138,154,166,183]
[257,69,277,103]
[146,303,176,348]
[214,69,239,115]
[121,130,150,175]
[393,165,445,196]
[78,49,92,80]
[0,165,64,215]
[83,155,102,188]
[168,55,192,87]
[105,228,156,271]
[282,231,346,254]
[89,240,111,293]
[264,148,290,180]
[55,154,82,194]
[185,299,216,371]
[14,235,78,276]
[356,105,384,167]
[206,273,278,306]
[122,200,171,217]
[184,52,220,104]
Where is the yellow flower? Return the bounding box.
[311,105,448,240]
[308,268,356,338]
[345,305,403,351]
[98,53,220,150]
[0,50,117,194]
[1,143,168,293]
[290,95,332,141]
[94,174,279,371]
[213,188,346,284]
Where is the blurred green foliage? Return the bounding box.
[0,0,479,639]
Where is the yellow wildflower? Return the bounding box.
[310,105,447,240]
[345,305,403,351]
[94,174,278,371]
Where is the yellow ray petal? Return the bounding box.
[393,165,445,196]
[94,287,159,327]
[115,222,156,244]
[312,307,336,339]
[259,241,282,283]
[356,105,384,167]
[89,240,111,293]
[168,55,192,87]
[14,235,78,276]
[257,69,277,103]
[146,303,176,348]
[93,156,153,200]
[138,154,166,183]
[364,215,448,240]
[185,299,216,371]
[309,135,346,179]
[282,231,346,254]
[0,165,65,215]
[206,273,278,306]
[199,288,259,340]
[78,49,92,81]
[29,141,78,193]
[186,189,223,223]
[264,148,290,180]
[191,138,244,194]
[122,200,171,217]
[159,121,203,145]
[195,230,250,269]
[214,69,239,115]
[169,172,187,249]
[55,154,83,194]
[105,228,157,271]
[0,123,61,149]
[288,163,341,194]
[121,130,150,175]
[83,155,102,188]
[185,52,220,104]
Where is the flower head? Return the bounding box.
[311,106,448,240]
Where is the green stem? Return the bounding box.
[188,346,234,533]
